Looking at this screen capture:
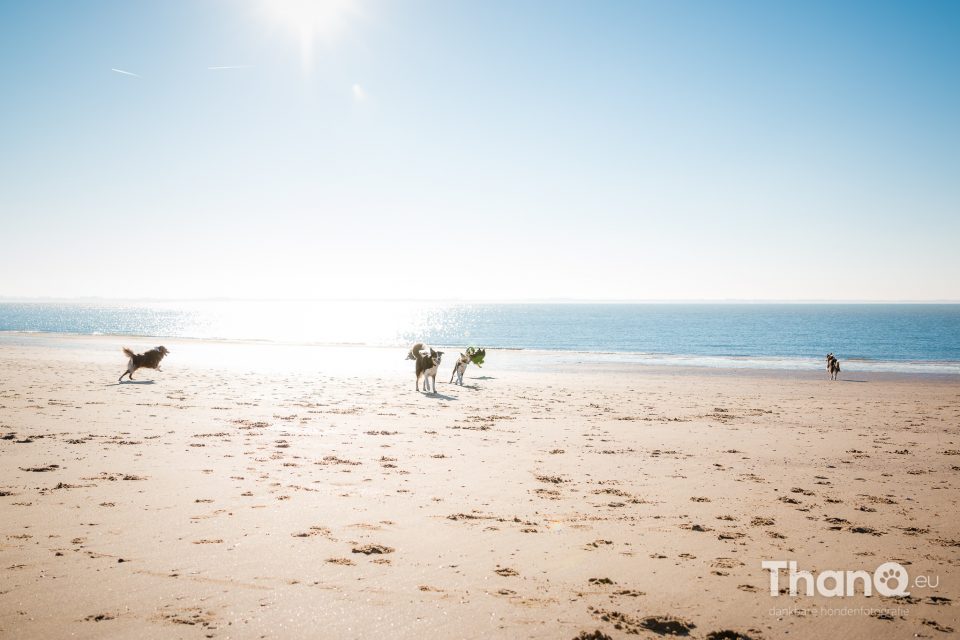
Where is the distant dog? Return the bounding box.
[450,352,470,386]
[826,353,841,381]
[119,346,169,382]
[410,345,443,392]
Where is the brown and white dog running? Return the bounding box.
[407,343,443,393]
[119,346,169,382]
[826,353,841,381]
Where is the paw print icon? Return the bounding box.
[874,562,910,596]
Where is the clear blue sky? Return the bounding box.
[1,0,958,300]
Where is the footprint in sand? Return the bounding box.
[292,526,334,539]
[584,539,613,550]
[705,631,759,640]
[573,632,613,640]
[922,619,955,633]
[711,558,744,569]
[849,526,884,536]
[641,616,697,636]
[154,606,218,629]
[351,544,394,555]
[19,464,59,472]
[83,613,116,622]
[589,608,696,636]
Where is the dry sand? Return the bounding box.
[1,334,958,639]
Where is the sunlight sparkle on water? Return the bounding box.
[157,300,463,347]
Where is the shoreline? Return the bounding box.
[3,331,960,379]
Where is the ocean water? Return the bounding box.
[1,301,959,373]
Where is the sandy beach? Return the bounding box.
[1,334,958,639]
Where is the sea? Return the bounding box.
[1,301,959,374]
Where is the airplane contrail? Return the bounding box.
[208,65,250,70]
[111,68,140,77]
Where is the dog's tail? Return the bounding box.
[122,347,135,358]
[406,342,424,360]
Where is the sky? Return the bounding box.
[1,0,958,301]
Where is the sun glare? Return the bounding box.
[260,0,360,68]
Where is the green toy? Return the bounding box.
[466,347,486,367]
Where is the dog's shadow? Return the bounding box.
[472,376,496,380]
[108,380,156,387]
[423,391,458,401]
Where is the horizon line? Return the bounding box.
[2,296,959,305]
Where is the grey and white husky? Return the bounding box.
[450,352,470,386]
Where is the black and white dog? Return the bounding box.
[826,353,841,381]
[408,343,443,392]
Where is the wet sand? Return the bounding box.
[1,335,958,639]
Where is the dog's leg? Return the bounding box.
[118,371,128,382]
